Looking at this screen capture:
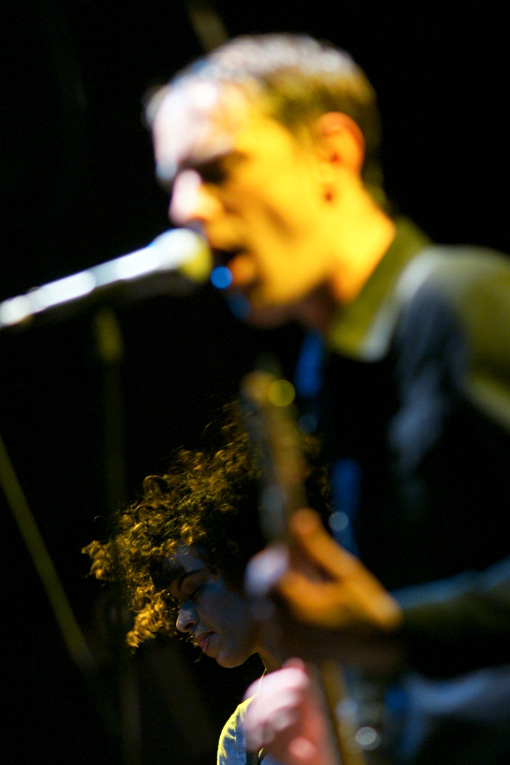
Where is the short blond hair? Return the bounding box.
[146,33,383,197]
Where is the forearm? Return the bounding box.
[394,560,510,677]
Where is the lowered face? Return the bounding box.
[152,80,337,326]
[168,544,260,668]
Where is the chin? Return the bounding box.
[226,291,295,328]
[215,656,245,669]
[244,303,296,329]
[213,648,253,669]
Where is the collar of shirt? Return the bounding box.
[326,217,431,361]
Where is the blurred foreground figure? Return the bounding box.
[145,33,510,763]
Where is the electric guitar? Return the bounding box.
[240,362,366,765]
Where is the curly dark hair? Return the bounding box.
[83,402,331,649]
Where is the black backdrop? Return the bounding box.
[1,2,509,763]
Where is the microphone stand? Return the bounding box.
[94,306,142,765]
[0,228,211,763]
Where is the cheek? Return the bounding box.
[248,187,320,245]
[210,587,252,635]
[220,592,251,628]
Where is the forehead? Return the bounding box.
[166,543,207,577]
[152,80,283,180]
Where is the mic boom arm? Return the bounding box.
[0,229,212,330]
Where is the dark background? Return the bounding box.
[1,2,508,763]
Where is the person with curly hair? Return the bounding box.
[83,406,334,764]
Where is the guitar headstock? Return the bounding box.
[240,364,307,546]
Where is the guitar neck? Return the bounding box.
[241,367,367,765]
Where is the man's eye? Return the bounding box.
[198,161,229,185]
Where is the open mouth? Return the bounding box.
[211,245,242,266]
[210,247,249,292]
[220,250,258,290]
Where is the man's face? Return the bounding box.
[152,81,336,326]
[168,545,258,668]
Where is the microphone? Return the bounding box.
[0,229,212,329]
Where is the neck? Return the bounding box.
[294,203,396,332]
[332,207,396,304]
[257,623,284,672]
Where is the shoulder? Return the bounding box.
[397,244,510,348]
[395,245,510,427]
[217,697,252,765]
[397,244,510,314]
[217,694,284,765]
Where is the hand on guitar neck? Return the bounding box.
[246,508,405,675]
[243,510,405,765]
[241,367,402,764]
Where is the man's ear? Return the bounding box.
[313,112,365,175]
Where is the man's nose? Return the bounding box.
[176,600,198,633]
[170,169,222,227]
